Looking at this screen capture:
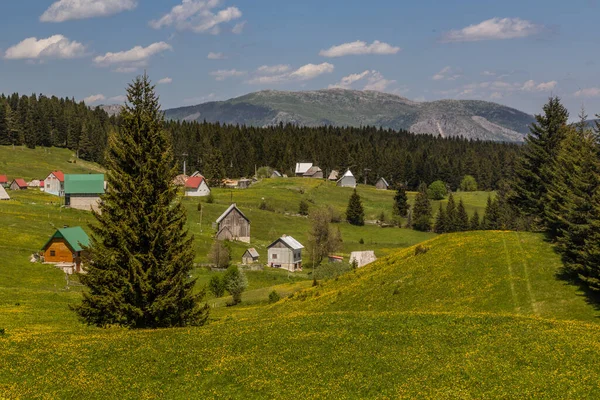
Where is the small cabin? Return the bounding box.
[337,170,357,188]
[242,248,260,264]
[271,170,283,178]
[375,177,390,190]
[44,170,65,196]
[328,255,344,263]
[350,251,377,268]
[303,166,324,179]
[64,174,105,212]
[41,226,90,273]
[295,163,313,177]
[10,179,28,190]
[267,235,304,272]
[328,170,339,181]
[0,175,8,188]
[215,204,251,243]
[238,179,252,189]
[184,176,211,197]
[0,185,10,200]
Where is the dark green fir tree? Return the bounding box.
[412,183,432,232]
[456,199,469,232]
[346,189,365,226]
[434,203,448,234]
[393,184,410,217]
[470,210,481,231]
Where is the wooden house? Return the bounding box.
[328,170,339,181]
[0,175,8,188]
[350,251,377,268]
[242,248,260,264]
[375,177,390,190]
[295,163,313,177]
[238,179,252,189]
[64,174,105,212]
[215,204,251,243]
[336,170,357,188]
[267,235,304,272]
[41,226,90,273]
[184,175,211,197]
[271,170,283,178]
[303,166,324,179]
[10,179,28,190]
[0,185,10,200]
[44,170,65,196]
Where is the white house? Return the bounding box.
[44,171,65,196]
[295,163,313,177]
[337,170,357,188]
[267,235,304,272]
[184,176,211,197]
[350,251,377,268]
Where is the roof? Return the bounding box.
[47,170,64,182]
[0,185,10,200]
[244,248,260,258]
[295,163,313,174]
[0,175,7,184]
[303,166,322,176]
[190,171,203,177]
[328,170,339,180]
[268,235,304,250]
[342,170,354,178]
[271,170,282,177]
[185,176,205,189]
[216,203,250,224]
[42,226,90,253]
[328,255,343,260]
[28,180,41,187]
[377,177,389,187]
[350,251,377,267]
[64,174,105,195]
[12,179,27,188]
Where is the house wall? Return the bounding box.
[185,181,211,197]
[43,239,75,264]
[10,182,26,190]
[67,195,101,212]
[45,176,64,196]
[375,181,388,190]
[337,176,357,188]
[218,209,250,243]
[268,242,302,271]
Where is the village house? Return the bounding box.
[184,175,211,197]
[271,170,283,178]
[376,177,390,190]
[328,170,339,181]
[0,185,10,200]
[44,171,65,196]
[28,179,42,189]
[64,174,105,212]
[41,226,90,273]
[328,255,344,263]
[350,251,377,268]
[295,163,313,177]
[337,170,357,188]
[267,235,304,272]
[10,179,28,190]
[303,166,324,179]
[242,248,260,264]
[0,175,8,188]
[215,203,251,243]
[238,179,252,189]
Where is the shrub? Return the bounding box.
[0,328,5,336]
[208,241,231,269]
[428,180,447,200]
[298,200,309,216]
[328,206,342,223]
[460,175,478,192]
[205,193,214,204]
[359,238,364,245]
[268,291,281,304]
[197,202,202,212]
[223,266,248,305]
[208,275,225,298]
[414,245,430,256]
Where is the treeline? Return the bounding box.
[0,93,112,163]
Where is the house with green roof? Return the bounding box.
[64,174,105,212]
[41,226,91,273]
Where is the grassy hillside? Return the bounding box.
[0,146,104,181]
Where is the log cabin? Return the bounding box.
[41,226,90,273]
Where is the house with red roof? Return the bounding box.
[0,175,8,188]
[10,179,28,190]
[184,175,211,197]
[44,170,65,196]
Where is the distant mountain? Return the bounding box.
[164,89,536,142]
[98,104,123,117]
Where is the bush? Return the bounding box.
[298,200,309,216]
[208,275,225,298]
[197,202,202,212]
[256,166,272,179]
[359,238,364,245]
[223,265,248,305]
[268,291,281,304]
[328,206,342,223]
[414,245,430,256]
[205,193,214,204]
[428,180,447,200]
[0,328,5,336]
[460,175,478,192]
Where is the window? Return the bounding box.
[272,253,278,259]
[50,250,56,257]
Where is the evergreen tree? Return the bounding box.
[412,183,432,232]
[204,149,226,186]
[470,210,481,231]
[223,265,248,305]
[482,196,500,230]
[456,199,469,232]
[74,75,209,328]
[0,101,9,145]
[346,189,365,226]
[393,184,410,217]
[434,203,448,234]
[445,193,457,232]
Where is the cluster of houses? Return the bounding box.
[271,163,390,190]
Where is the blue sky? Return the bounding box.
[1,0,599,117]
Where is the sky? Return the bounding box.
[1,0,599,118]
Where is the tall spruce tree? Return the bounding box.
[482,196,500,230]
[393,184,410,217]
[434,203,448,234]
[456,199,469,232]
[74,75,209,328]
[470,210,481,231]
[346,189,365,226]
[445,193,458,232]
[412,183,432,232]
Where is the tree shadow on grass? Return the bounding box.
[555,267,600,315]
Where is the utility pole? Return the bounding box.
[182,152,188,176]
[363,168,371,185]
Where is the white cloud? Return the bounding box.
[289,63,335,80]
[442,18,543,42]
[108,95,127,103]
[158,77,173,84]
[84,94,105,104]
[207,52,226,59]
[431,66,462,81]
[232,21,246,34]
[4,35,86,60]
[481,70,496,76]
[490,92,503,99]
[328,70,371,89]
[257,64,291,75]
[40,0,137,22]
[93,42,172,71]
[210,69,247,81]
[328,70,396,92]
[363,71,396,92]
[319,40,401,57]
[150,0,242,34]
[574,88,600,98]
[247,63,334,85]
[522,80,557,92]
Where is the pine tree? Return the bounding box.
[482,196,500,230]
[456,199,469,232]
[393,184,410,217]
[346,189,365,226]
[470,210,481,231]
[412,183,432,232]
[74,75,209,328]
[445,193,457,232]
[204,149,226,187]
[434,203,448,233]
[0,101,9,145]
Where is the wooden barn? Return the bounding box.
[215,204,251,243]
[267,235,304,272]
[336,170,357,188]
[44,170,65,196]
[295,163,313,177]
[64,174,105,212]
[375,177,390,190]
[10,179,28,190]
[184,175,211,197]
[242,248,260,264]
[238,179,252,189]
[0,175,8,188]
[303,166,324,179]
[328,170,339,181]
[41,226,90,273]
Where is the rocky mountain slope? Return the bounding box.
[164,89,535,142]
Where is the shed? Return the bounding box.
[0,185,10,200]
[10,179,28,190]
[350,251,377,268]
[303,166,324,179]
[64,174,105,212]
[0,175,8,187]
[375,177,390,190]
[328,170,339,181]
[295,163,313,177]
[185,175,211,197]
[41,226,90,273]
[238,179,252,189]
[267,235,304,272]
[271,170,283,178]
[328,255,344,263]
[336,170,357,188]
[44,170,65,196]
[215,204,251,243]
[242,248,260,264]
